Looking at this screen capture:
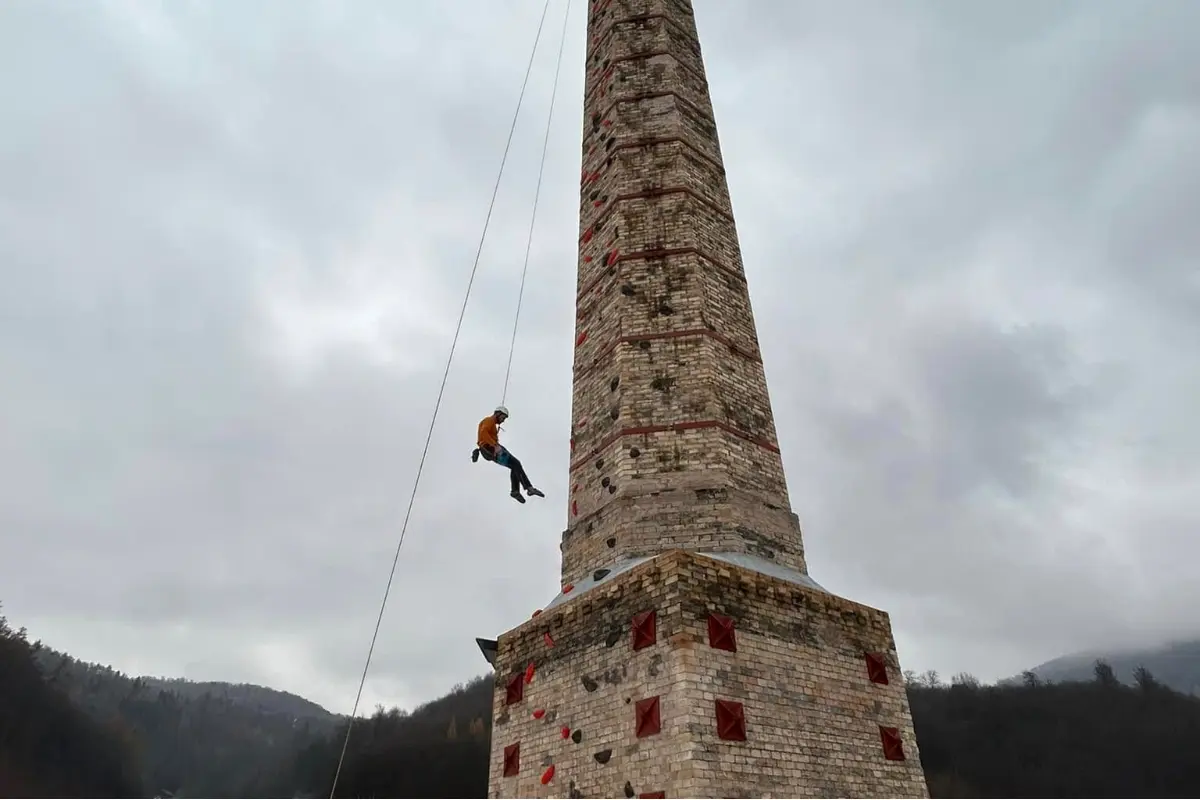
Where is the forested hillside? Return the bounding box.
[6,597,1200,798]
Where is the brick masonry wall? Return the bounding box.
[487,551,930,798]
[566,0,802,582]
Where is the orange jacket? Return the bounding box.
[477,415,499,449]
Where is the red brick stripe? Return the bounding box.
[569,419,780,473]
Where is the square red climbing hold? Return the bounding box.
[715,699,746,741]
[707,613,737,652]
[505,672,523,705]
[880,726,905,761]
[631,610,657,651]
[639,793,666,798]
[865,652,889,685]
[634,695,661,738]
[502,742,520,777]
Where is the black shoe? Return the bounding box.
[511,491,526,504]
[471,448,480,463]
[527,487,545,498]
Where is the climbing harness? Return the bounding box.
[328,1,574,797]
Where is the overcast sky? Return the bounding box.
[1,0,1197,716]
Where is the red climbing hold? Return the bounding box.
[562,583,575,594]
[576,331,588,346]
[865,652,889,685]
[640,794,666,799]
[570,438,576,453]
[532,609,543,618]
[635,696,662,738]
[715,699,746,741]
[584,255,593,263]
[631,610,657,651]
[707,613,737,652]
[605,249,620,266]
[544,632,556,648]
[880,726,906,761]
[602,119,612,127]
[540,765,556,785]
[524,662,536,684]
[503,743,520,777]
[561,726,570,739]
[572,500,579,516]
[593,200,603,208]
[505,673,524,705]
[533,708,546,719]
[582,227,594,244]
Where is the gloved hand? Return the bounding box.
[471,448,480,463]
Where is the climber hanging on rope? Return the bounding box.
[472,405,545,504]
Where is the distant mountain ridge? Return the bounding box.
[1023,638,1200,695]
[139,676,337,721]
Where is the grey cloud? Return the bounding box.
[1,0,1197,714]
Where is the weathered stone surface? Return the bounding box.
[486,0,928,797]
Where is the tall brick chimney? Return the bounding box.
[482,1,930,796]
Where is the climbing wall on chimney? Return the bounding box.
[562,0,810,584]
[486,552,929,798]
[483,0,929,796]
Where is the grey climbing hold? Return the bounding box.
[629,447,640,457]
[582,675,599,692]
[572,728,583,744]
[606,537,617,548]
[609,407,619,420]
[624,780,635,797]
[593,568,611,581]
[594,749,612,764]
[605,628,622,647]
[496,711,510,725]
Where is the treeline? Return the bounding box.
[7,594,1200,798]
[270,665,1200,799]
[0,606,142,797]
[245,677,493,799]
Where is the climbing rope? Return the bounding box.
[327,2,572,797]
[501,0,574,405]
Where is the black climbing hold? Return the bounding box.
[593,568,611,581]
[594,749,612,764]
[582,675,599,692]
[587,522,595,533]
[496,711,510,725]
[606,536,616,548]
[609,407,619,420]
[569,784,583,799]
[638,340,651,350]
[605,155,614,168]
[591,112,602,126]
[624,780,635,797]
[595,458,604,469]
[625,697,631,704]
[657,301,674,315]
[620,283,635,296]
[607,265,616,276]
[608,484,616,494]
[629,447,641,458]
[601,477,611,488]
[572,728,583,744]
[605,628,622,647]
[610,376,620,391]
[605,137,617,150]
[589,189,600,200]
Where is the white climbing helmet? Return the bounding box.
[494,405,509,418]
